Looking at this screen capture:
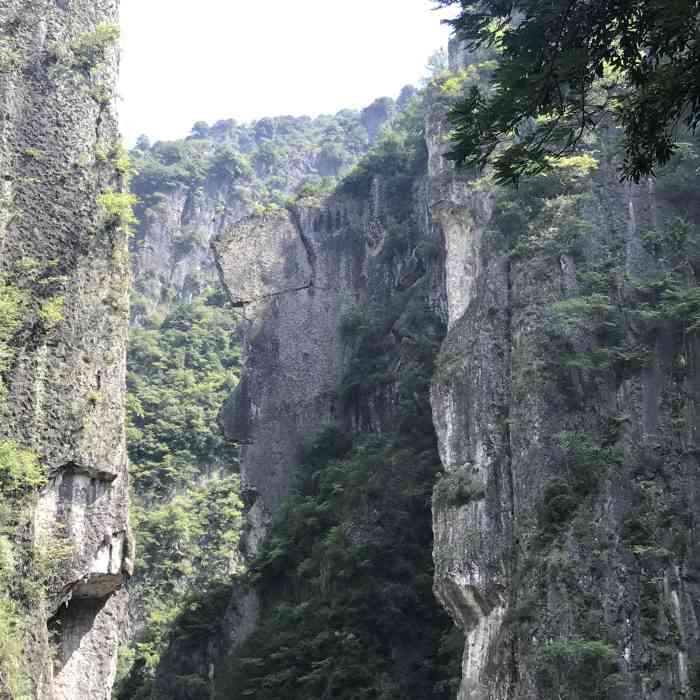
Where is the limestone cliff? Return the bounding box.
[429,45,700,700]
[117,30,700,699]
[0,1,130,698]
[214,199,366,538]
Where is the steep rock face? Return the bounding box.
[214,174,446,542]
[429,49,700,700]
[214,196,370,541]
[132,180,249,308]
[211,147,456,695]
[0,1,130,698]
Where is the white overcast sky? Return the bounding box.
[118,1,457,147]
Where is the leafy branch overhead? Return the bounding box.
[437,0,700,183]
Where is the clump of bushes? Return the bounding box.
[0,440,46,697]
[0,440,45,499]
[434,469,485,507]
[37,296,64,331]
[536,639,620,699]
[539,433,623,536]
[97,189,138,232]
[70,23,120,70]
[0,279,27,399]
[115,294,244,697]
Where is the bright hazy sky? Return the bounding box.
[118,1,457,147]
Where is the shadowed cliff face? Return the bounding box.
[213,179,441,545]
[213,199,366,533]
[210,141,458,696]
[0,1,130,698]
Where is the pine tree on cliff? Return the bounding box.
[437,0,700,184]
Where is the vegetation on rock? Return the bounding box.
[98,189,138,233]
[0,440,47,700]
[216,291,457,700]
[70,23,120,70]
[115,292,244,696]
[438,0,700,182]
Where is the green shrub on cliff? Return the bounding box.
[0,282,27,346]
[208,145,253,181]
[0,441,45,699]
[70,23,120,69]
[37,296,65,331]
[98,189,138,232]
[0,39,22,75]
[0,280,27,400]
[0,594,29,700]
[536,639,619,699]
[0,440,45,500]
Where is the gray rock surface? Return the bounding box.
[211,159,447,667]
[0,0,130,697]
[214,199,367,528]
[132,181,251,312]
[427,43,700,700]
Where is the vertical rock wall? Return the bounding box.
[0,1,130,698]
[212,165,448,665]
[214,196,373,548]
[429,44,700,700]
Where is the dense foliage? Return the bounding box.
[0,440,48,700]
[130,111,371,223]
[438,0,700,183]
[536,639,619,700]
[116,292,244,696]
[216,283,460,699]
[338,92,426,199]
[127,293,241,494]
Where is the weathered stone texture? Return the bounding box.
[429,45,700,700]
[0,0,130,697]
[214,199,367,527]
[212,164,446,668]
[132,180,252,312]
